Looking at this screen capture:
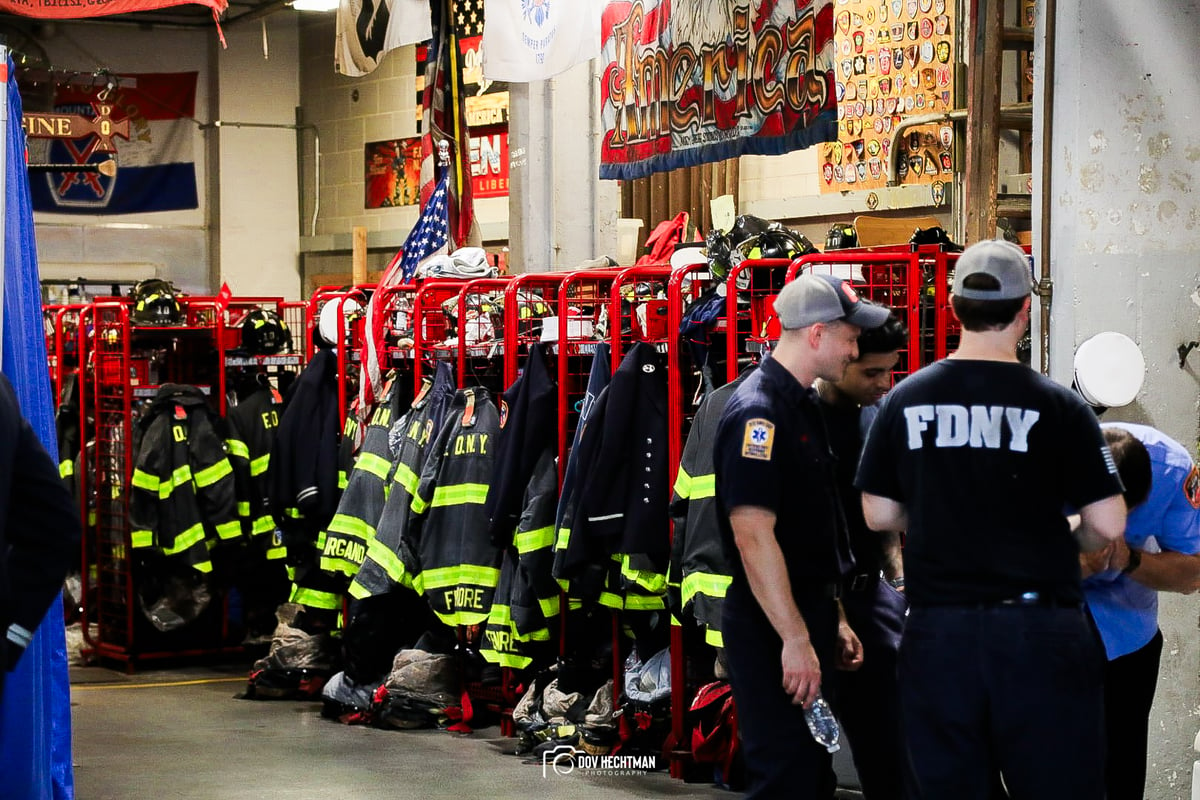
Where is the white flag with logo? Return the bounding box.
[482,0,605,83]
[336,0,432,77]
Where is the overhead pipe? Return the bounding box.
[1036,0,1057,375]
[886,102,1033,186]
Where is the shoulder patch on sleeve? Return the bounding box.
[741,418,775,461]
[1183,465,1200,509]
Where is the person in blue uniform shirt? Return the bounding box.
[855,239,1127,800]
[1083,423,1200,800]
[714,273,890,799]
[0,374,81,699]
[816,313,909,799]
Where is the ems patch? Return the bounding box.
[1185,466,1200,509]
[741,418,775,461]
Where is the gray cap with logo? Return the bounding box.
[952,239,1035,300]
[775,273,892,331]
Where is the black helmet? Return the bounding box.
[241,309,291,355]
[130,279,182,326]
[825,222,858,250]
[732,228,819,264]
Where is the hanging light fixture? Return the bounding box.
[291,0,339,12]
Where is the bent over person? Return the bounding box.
[855,239,1126,800]
[715,273,889,798]
[0,374,81,700]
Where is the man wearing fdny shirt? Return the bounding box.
[1084,424,1200,800]
[855,239,1126,800]
[715,273,889,798]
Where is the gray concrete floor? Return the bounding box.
[70,662,738,800]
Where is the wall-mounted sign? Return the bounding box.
[366,129,509,209]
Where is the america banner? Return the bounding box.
[28,72,200,215]
[600,0,837,181]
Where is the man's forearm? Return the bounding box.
[881,531,903,581]
[1130,551,1200,594]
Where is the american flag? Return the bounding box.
[419,0,480,249]
[357,173,450,424]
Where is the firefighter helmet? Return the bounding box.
[241,308,291,355]
[130,279,182,326]
[317,296,362,348]
[825,222,858,250]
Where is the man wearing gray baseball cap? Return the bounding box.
[713,272,889,798]
[855,239,1126,799]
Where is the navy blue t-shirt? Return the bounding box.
[854,359,1123,606]
[714,357,855,600]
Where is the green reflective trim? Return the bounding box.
[670,615,681,627]
[250,454,270,477]
[338,471,349,490]
[364,538,410,587]
[237,501,251,517]
[514,626,551,643]
[418,564,501,590]
[555,527,570,551]
[705,628,724,648]
[392,462,420,496]
[285,507,302,519]
[672,466,692,499]
[252,516,276,536]
[481,650,532,669]
[690,474,715,499]
[59,460,74,479]
[289,586,341,610]
[193,459,232,489]
[225,439,250,459]
[620,556,669,594]
[514,525,555,554]
[566,598,583,611]
[327,514,373,542]
[215,520,243,540]
[488,603,512,625]
[598,591,624,610]
[157,465,192,499]
[410,494,430,515]
[681,571,732,605]
[131,470,159,492]
[624,593,666,610]
[266,546,286,560]
[192,560,213,574]
[316,530,327,548]
[430,482,489,508]
[347,581,371,600]
[162,523,205,556]
[356,452,392,481]
[88,510,97,526]
[131,529,154,548]
[537,595,560,618]
[431,608,490,627]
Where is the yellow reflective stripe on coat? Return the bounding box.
[416,564,502,590]
[620,556,668,594]
[59,460,74,479]
[131,529,155,548]
[681,571,732,605]
[705,628,724,648]
[225,439,250,459]
[355,452,392,481]
[237,501,251,517]
[131,470,160,492]
[162,523,205,556]
[410,493,430,515]
[689,474,716,499]
[429,483,489,508]
[673,466,692,499]
[514,525,554,554]
[554,527,570,551]
[250,454,270,477]
[193,459,232,488]
[338,471,349,490]
[215,520,243,540]
[392,463,420,497]
[537,594,560,619]
[289,586,341,610]
[251,516,276,536]
[623,593,666,610]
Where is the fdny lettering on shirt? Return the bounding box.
[444,586,486,610]
[406,418,434,446]
[453,433,490,456]
[370,406,392,428]
[323,536,365,564]
[902,405,1041,452]
[741,418,775,461]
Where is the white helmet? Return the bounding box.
[318,296,362,348]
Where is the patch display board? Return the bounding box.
[820,0,956,195]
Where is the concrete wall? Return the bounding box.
[1046,1,1200,796]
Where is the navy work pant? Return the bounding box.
[723,582,839,800]
[899,604,1106,800]
[1102,628,1163,800]
[836,576,908,800]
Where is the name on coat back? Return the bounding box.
[902,405,1041,452]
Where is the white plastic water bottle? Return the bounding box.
[804,692,841,753]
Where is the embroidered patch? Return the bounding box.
[499,399,509,429]
[1184,465,1200,509]
[741,418,776,461]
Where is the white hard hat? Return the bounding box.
[1074,331,1145,408]
[318,296,362,347]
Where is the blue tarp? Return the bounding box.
[0,55,76,800]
